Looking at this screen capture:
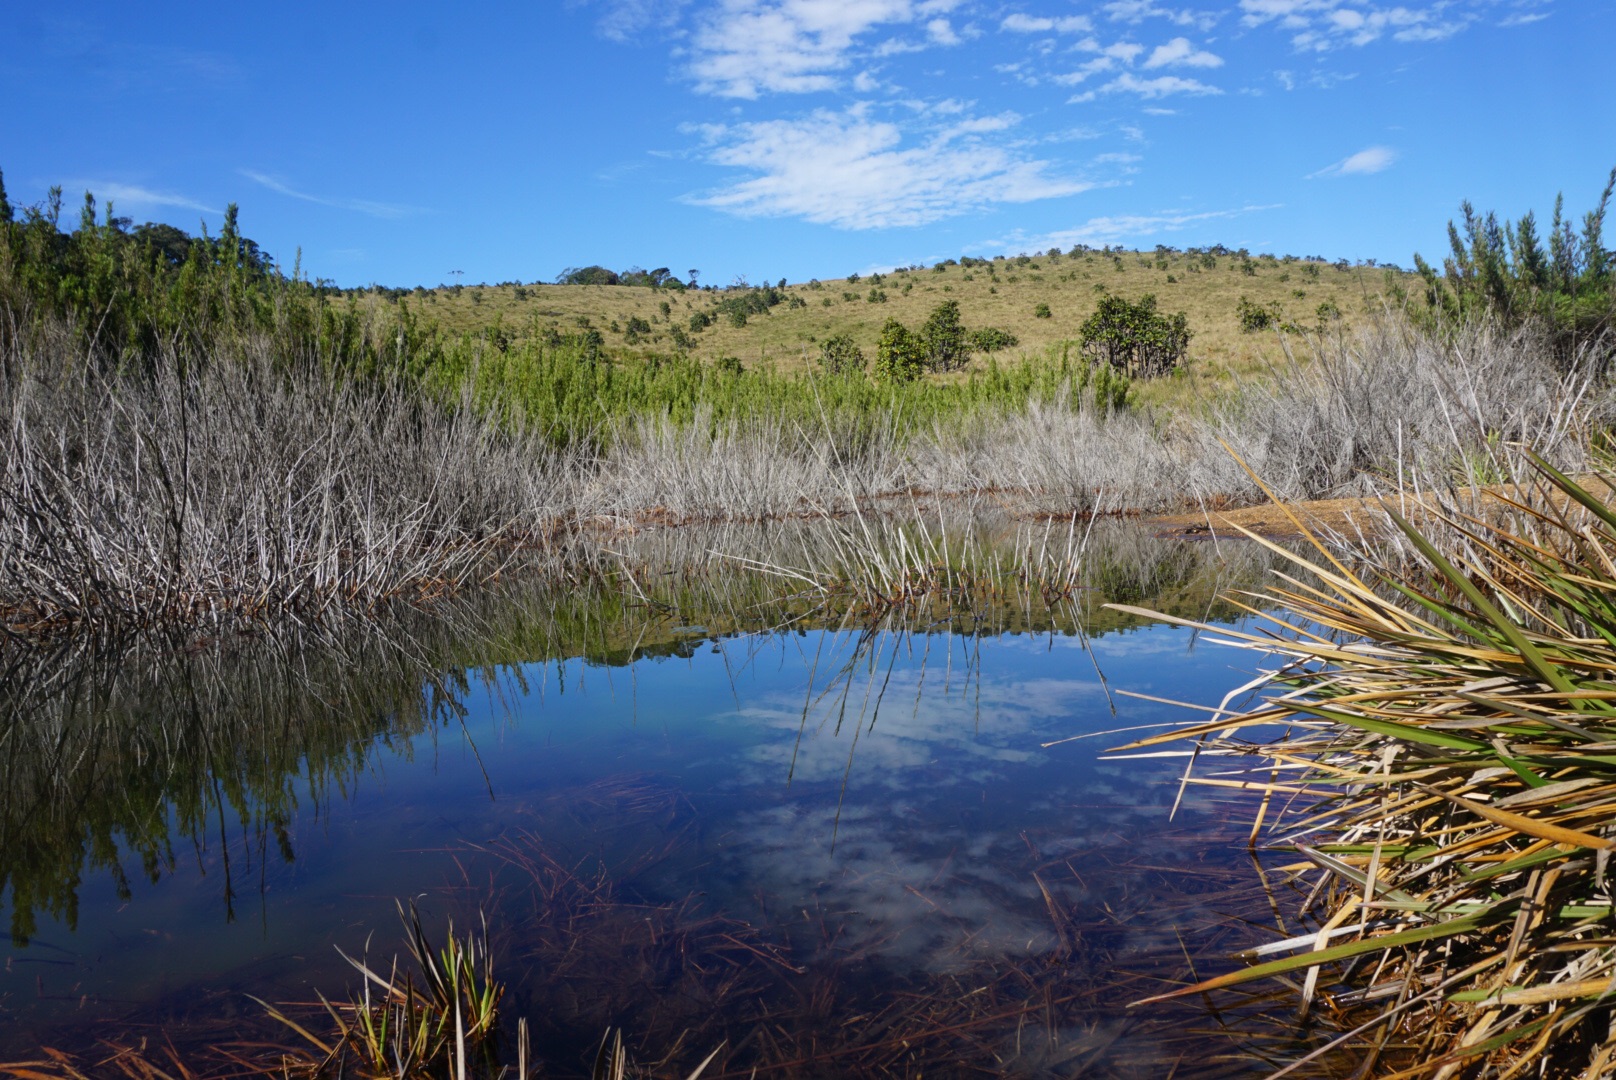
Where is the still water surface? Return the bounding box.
[0,545,1306,1075]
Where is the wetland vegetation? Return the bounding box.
[2,166,1615,1077]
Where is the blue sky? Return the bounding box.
[3,1,1609,288]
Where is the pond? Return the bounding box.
[0,526,1330,1077]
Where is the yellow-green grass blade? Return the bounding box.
[1387,507,1580,697]
[1419,784,1615,850]
[1283,701,1492,752]
[1129,910,1491,1005]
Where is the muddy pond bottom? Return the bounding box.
[0,612,1305,1077]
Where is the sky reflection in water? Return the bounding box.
[0,610,1276,1068]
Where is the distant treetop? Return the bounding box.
[556,264,687,290]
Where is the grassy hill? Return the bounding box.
[362,247,1410,403]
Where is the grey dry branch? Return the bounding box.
[2,308,1608,640]
[0,334,573,635]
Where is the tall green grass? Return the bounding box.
[427,335,1131,448]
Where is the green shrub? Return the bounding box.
[1078,293,1190,377]
[1411,166,1615,365]
[818,333,865,375]
[1033,302,1052,319]
[968,327,1018,353]
[1236,296,1277,332]
[874,318,926,382]
[918,300,969,373]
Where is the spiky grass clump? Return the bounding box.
[1111,454,1616,1078]
[258,901,504,1078]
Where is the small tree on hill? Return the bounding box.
[819,333,865,374]
[1078,293,1190,378]
[874,318,926,382]
[919,300,969,372]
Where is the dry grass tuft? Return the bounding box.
[1110,451,1616,1078]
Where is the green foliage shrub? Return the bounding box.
[1034,302,1052,319]
[818,333,866,374]
[1236,296,1278,333]
[1078,293,1190,377]
[874,318,926,382]
[919,300,970,373]
[557,265,620,286]
[1411,166,1615,365]
[968,327,1019,353]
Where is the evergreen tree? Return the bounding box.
[919,300,969,372]
[874,317,925,382]
[1412,166,1615,365]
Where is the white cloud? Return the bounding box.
[1240,0,1481,49]
[1102,1,1222,31]
[999,13,1094,33]
[1307,144,1398,178]
[579,0,694,41]
[240,171,425,218]
[990,203,1280,252]
[1142,36,1224,67]
[1054,57,1120,85]
[1499,11,1549,27]
[1274,68,1296,89]
[686,0,965,98]
[1070,72,1223,101]
[74,182,216,216]
[1084,38,1147,63]
[687,106,1091,229]
[926,17,960,44]
[1393,20,1467,41]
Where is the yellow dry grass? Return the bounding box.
[368,250,1412,407]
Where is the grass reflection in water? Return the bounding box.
[0,520,1358,1077]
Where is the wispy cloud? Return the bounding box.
[574,0,694,41]
[1070,72,1224,102]
[1239,0,1480,50]
[999,12,1094,33]
[1142,36,1224,67]
[991,203,1280,252]
[686,0,965,98]
[1102,1,1221,31]
[240,171,426,218]
[686,106,1091,229]
[1307,145,1398,178]
[70,181,217,216]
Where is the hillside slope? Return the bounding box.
[357,247,1408,398]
